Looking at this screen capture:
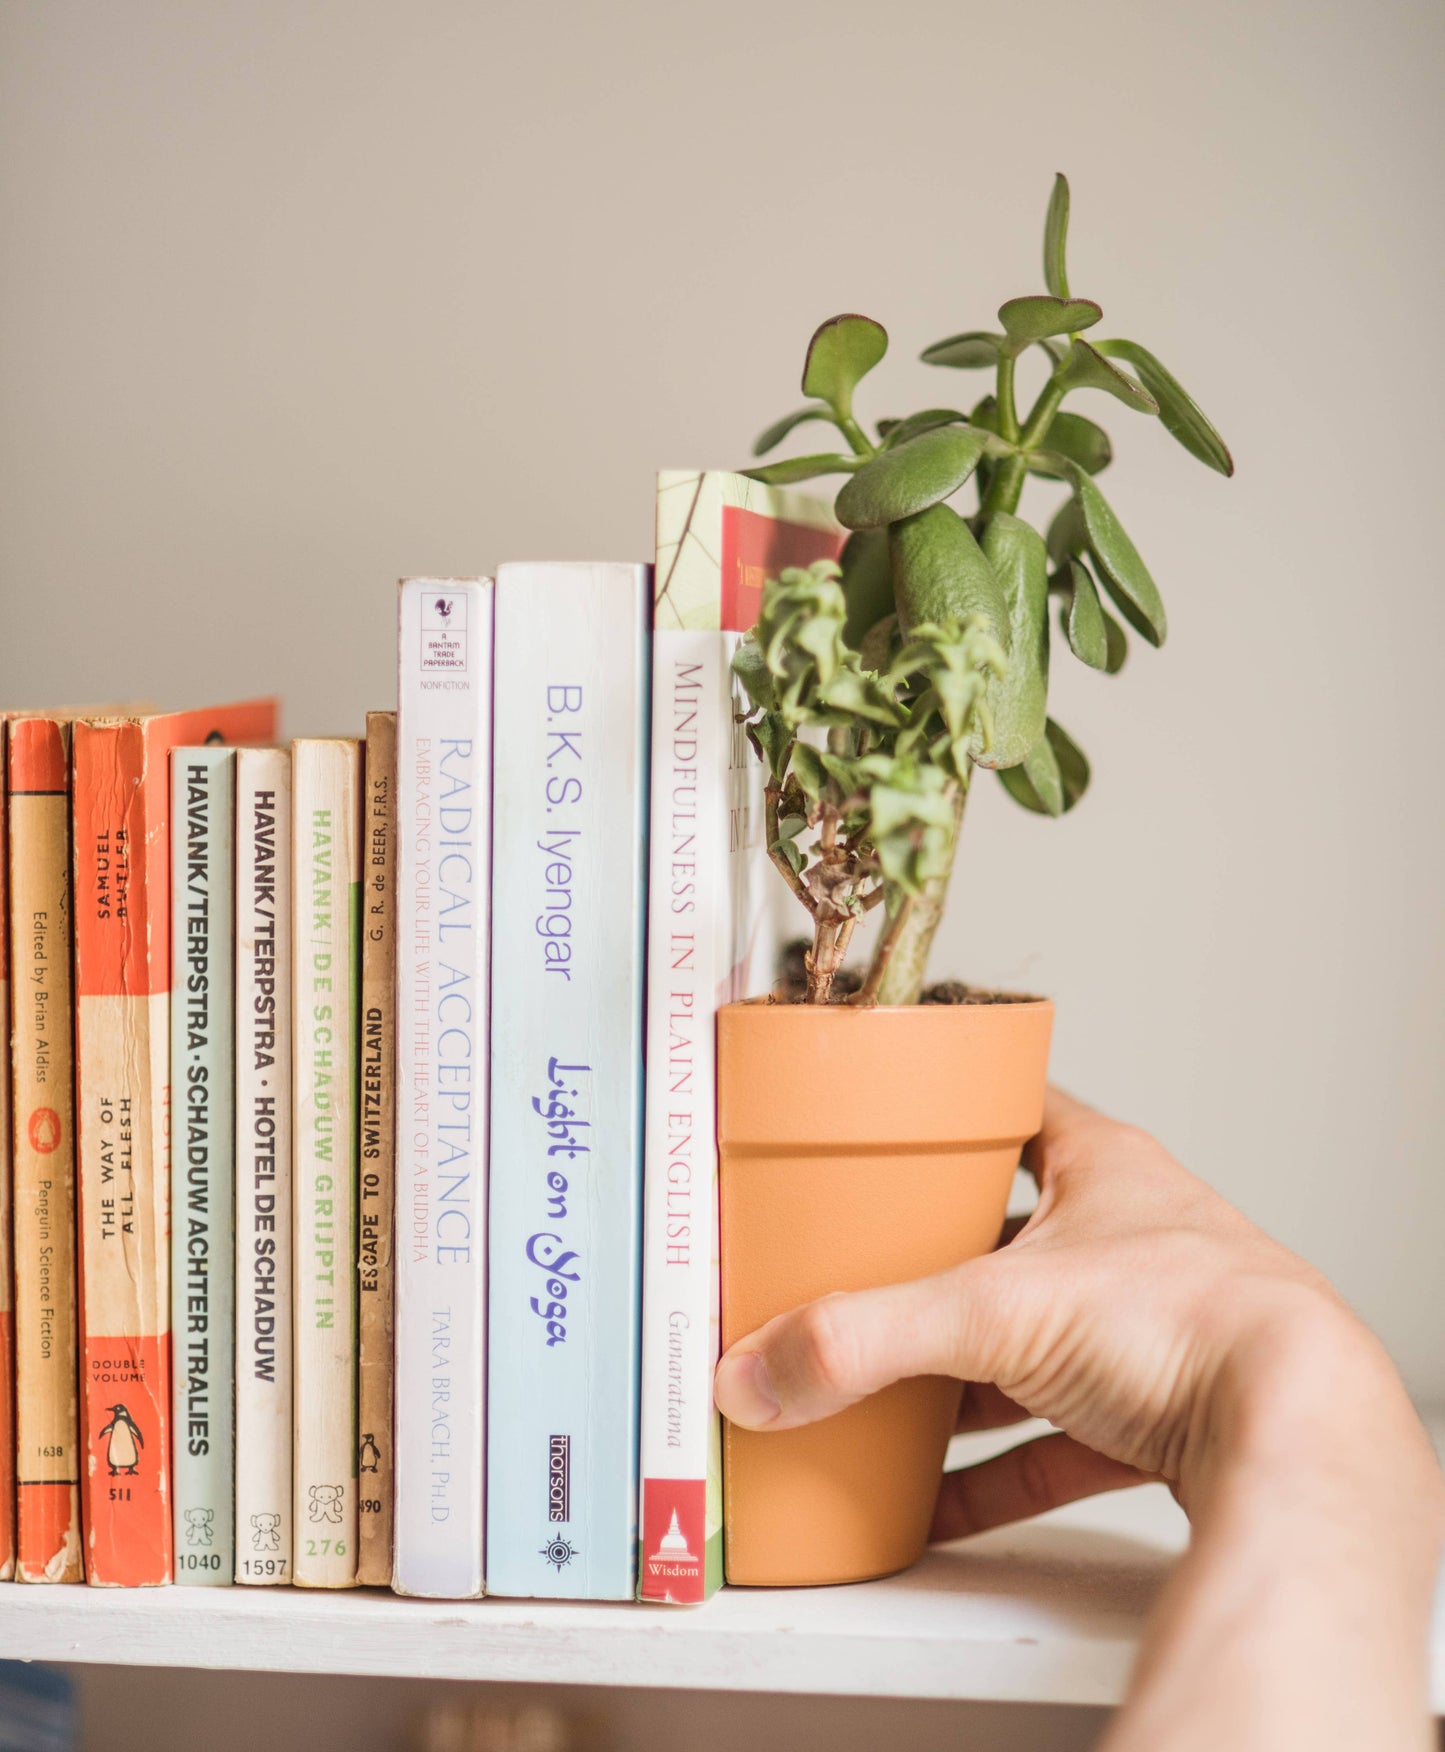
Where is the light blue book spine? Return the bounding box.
[487,561,650,1599]
[169,745,236,1584]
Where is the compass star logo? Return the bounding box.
[539,1536,579,1573]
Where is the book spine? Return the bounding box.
[8,719,83,1581]
[170,748,236,1584]
[0,725,18,1581]
[638,471,843,1602]
[394,578,493,1598]
[636,629,733,1602]
[292,739,362,1589]
[358,711,397,1586]
[72,720,173,1585]
[234,747,294,1585]
[486,564,649,1601]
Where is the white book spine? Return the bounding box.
[292,739,362,1589]
[485,562,649,1600]
[234,748,293,1585]
[637,630,734,1600]
[170,747,236,1585]
[394,577,493,1598]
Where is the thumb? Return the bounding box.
[714,1258,1006,1432]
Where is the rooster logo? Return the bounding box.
[434,597,452,620]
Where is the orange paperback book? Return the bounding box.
[0,722,16,1580]
[72,699,277,1585]
[8,718,84,1580]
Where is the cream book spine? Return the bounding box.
[291,738,362,1589]
[234,747,293,1584]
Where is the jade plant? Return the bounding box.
[731,174,1232,1006]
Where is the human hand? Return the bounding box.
[714,1086,1444,1750]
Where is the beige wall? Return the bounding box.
[1,0,1441,1404]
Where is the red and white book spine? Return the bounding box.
[637,473,841,1601]
[393,578,493,1598]
[72,700,277,1586]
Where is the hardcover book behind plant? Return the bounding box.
[235,747,294,1585]
[72,698,276,1586]
[291,737,362,1589]
[394,578,493,1599]
[487,561,650,1600]
[637,472,842,1601]
[169,747,236,1585]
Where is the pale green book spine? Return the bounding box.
[169,746,237,1584]
[291,739,362,1589]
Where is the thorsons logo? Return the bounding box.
[547,1434,570,1523]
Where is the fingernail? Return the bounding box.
[714,1351,782,1428]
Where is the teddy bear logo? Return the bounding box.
[307,1483,344,1525]
[184,1506,214,1547]
[249,1512,281,1552]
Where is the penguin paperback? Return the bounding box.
[170,746,237,1585]
[486,562,650,1600]
[72,699,276,1587]
[8,717,84,1581]
[394,578,493,1599]
[0,721,18,1582]
[234,747,294,1585]
[357,712,397,1586]
[637,473,840,1601]
[291,738,362,1589]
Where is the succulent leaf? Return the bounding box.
[1057,339,1159,414]
[975,513,1049,769]
[1044,173,1071,299]
[888,501,1008,643]
[1063,559,1110,669]
[1095,339,1234,476]
[919,331,1008,369]
[998,295,1102,347]
[802,314,888,417]
[752,405,835,457]
[835,425,991,530]
[742,453,859,486]
[1067,466,1167,646]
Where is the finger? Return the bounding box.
[1022,1084,1126,1188]
[954,1380,1032,1434]
[715,1262,1000,1432]
[929,1430,1150,1542]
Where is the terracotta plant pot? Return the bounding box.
[717,998,1053,1587]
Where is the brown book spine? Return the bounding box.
[9,719,84,1581]
[357,712,396,1585]
[0,724,16,1580]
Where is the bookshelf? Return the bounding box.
[4,1420,1442,1710]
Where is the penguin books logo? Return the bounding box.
[420,591,469,673]
[97,1403,144,1477]
[358,1431,381,1474]
[28,1107,61,1155]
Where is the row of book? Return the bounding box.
[0,470,842,1599]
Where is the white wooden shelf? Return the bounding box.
[5,1420,1443,1709]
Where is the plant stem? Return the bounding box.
[1019,374,1067,451]
[996,353,1020,443]
[871,779,968,1005]
[765,784,814,915]
[836,413,876,458]
[981,453,1027,517]
[851,894,916,1007]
